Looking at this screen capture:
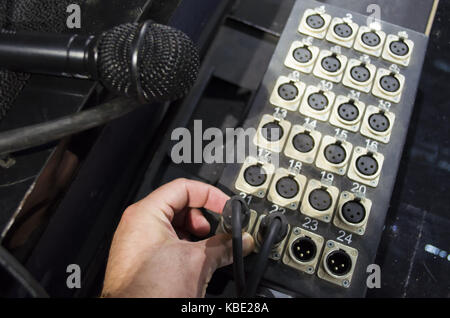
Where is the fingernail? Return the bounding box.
[242,232,255,255]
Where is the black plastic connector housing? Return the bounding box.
[257,212,289,245]
[222,196,251,232]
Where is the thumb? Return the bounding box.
[199,232,254,271]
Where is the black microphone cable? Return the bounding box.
[221,198,289,298]
[221,196,251,297]
[242,217,282,298]
[0,244,49,298]
[231,199,246,297]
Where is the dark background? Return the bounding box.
[0,0,448,297]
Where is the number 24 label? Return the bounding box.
[337,230,353,244]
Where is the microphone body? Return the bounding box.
[0,21,200,104]
[0,31,98,79]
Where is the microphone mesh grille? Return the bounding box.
[97,22,200,103]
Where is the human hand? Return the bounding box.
[101,178,255,298]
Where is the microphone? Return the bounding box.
[0,21,200,103]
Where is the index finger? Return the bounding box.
[137,178,230,221]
